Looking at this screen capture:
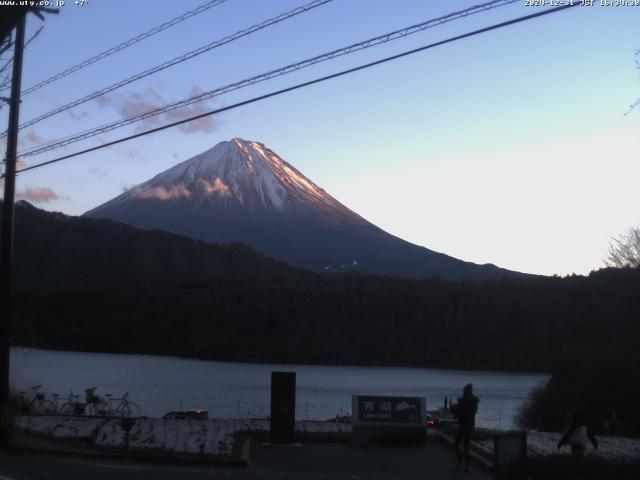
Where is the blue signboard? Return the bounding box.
[352,395,426,425]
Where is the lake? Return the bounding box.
[10,348,547,429]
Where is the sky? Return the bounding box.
[0,0,638,276]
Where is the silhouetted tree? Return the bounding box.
[605,225,640,268]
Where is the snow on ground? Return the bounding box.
[94,419,127,448]
[128,418,268,456]
[14,415,105,439]
[15,416,640,461]
[13,416,350,457]
[473,431,640,460]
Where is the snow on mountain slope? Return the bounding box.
[86,138,521,280]
[89,138,363,226]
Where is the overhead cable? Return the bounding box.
[4,0,334,137]
[12,3,578,177]
[18,0,518,158]
[0,0,229,96]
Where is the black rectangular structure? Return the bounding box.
[270,371,296,444]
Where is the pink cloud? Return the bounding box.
[0,160,28,171]
[25,130,43,145]
[18,129,48,149]
[165,101,219,134]
[16,186,62,203]
[95,84,218,135]
[198,177,231,198]
[95,88,167,132]
[165,85,220,134]
[133,183,191,200]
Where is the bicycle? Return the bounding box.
[101,392,141,418]
[60,391,86,416]
[83,387,141,418]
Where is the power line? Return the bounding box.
[0,0,229,96]
[17,0,518,159]
[0,39,12,58]
[0,37,14,90]
[3,0,334,138]
[22,25,43,49]
[12,3,578,177]
[0,40,14,74]
[0,26,42,92]
[0,27,43,86]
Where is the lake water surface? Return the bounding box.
[10,348,548,429]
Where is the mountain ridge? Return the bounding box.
[85,138,524,280]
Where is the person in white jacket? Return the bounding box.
[557,412,598,459]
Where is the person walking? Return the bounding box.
[557,412,598,460]
[451,383,479,472]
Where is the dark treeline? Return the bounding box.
[516,342,640,436]
[12,268,640,434]
[4,201,640,434]
[14,268,639,370]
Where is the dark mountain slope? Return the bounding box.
[1,200,302,290]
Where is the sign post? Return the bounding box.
[352,395,426,446]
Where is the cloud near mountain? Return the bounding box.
[17,186,63,204]
[132,183,191,200]
[198,177,231,197]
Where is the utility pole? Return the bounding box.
[0,11,26,448]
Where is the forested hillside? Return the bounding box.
[5,201,640,434]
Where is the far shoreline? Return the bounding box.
[9,345,550,377]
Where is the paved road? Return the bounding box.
[0,442,491,480]
[253,442,491,479]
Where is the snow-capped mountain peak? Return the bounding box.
[88,138,362,224]
[85,138,519,281]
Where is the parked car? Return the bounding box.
[162,409,209,420]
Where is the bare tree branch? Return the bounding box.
[626,49,640,115]
[605,225,640,268]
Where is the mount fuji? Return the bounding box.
[85,138,518,280]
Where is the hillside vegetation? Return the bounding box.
[4,200,301,289]
[4,201,640,434]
